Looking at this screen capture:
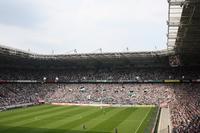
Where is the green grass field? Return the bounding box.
[0,105,157,133]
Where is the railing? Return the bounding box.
[0,103,37,111]
[143,107,161,133]
[0,43,171,60]
[1,79,200,84]
[152,107,161,133]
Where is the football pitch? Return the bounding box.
[0,105,157,133]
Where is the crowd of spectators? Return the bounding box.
[44,83,200,132]
[169,84,200,133]
[0,74,200,132]
[0,84,50,107]
[1,67,200,81]
[44,84,172,105]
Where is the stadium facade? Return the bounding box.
[0,0,200,133]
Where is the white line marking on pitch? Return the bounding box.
[134,108,151,133]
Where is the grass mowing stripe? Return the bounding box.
[135,107,152,133]
[0,105,54,119]
[136,107,157,133]
[0,105,156,133]
[14,106,79,127]
[0,105,70,124]
[2,106,76,126]
[91,107,137,132]
[0,106,75,132]
[73,107,120,131]
[0,106,73,132]
[0,126,111,133]
[7,106,92,133]
[0,105,51,118]
[26,106,91,128]
[0,105,58,122]
[36,107,103,133]
[41,108,102,133]
[0,106,76,132]
[42,107,116,132]
[115,108,147,133]
[64,108,114,130]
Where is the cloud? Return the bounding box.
[0,0,168,54]
[0,0,46,28]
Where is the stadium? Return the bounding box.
[0,0,200,133]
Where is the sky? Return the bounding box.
[0,0,168,54]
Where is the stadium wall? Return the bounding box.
[51,102,156,107]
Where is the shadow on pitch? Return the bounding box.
[0,125,111,133]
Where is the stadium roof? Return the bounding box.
[0,44,170,69]
[167,0,200,66]
[0,0,200,69]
